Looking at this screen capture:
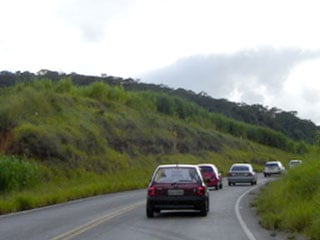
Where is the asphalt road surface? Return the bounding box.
[0,174,294,240]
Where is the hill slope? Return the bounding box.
[0,70,318,144]
[0,77,306,213]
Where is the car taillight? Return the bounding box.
[196,186,205,196]
[148,186,157,197]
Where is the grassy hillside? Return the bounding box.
[0,78,305,214]
[1,70,318,144]
[254,153,320,239]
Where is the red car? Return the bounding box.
[146,164,209,218]
[198,164,223,190]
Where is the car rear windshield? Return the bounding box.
[265,163,279,167]
[154,167,200,183]
[290,160,301,164]
[231,165,249,171]
[199,166,213,173]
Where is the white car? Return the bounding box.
[263,161,286,177]
[289,159,302,168]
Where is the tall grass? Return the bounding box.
[0,156,41,192]
[255,155,320,239]
[0,157,154,214]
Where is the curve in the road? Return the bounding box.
[235,185,259,240]
[50,184,262,240]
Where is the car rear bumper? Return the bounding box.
[227,176,256,183]
[264,170,283,175]
[147,196,207,210]
[206,180,220,187]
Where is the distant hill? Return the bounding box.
[1,70,318,144]
[165,88,319,144]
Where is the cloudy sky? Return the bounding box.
[1,0,320,124]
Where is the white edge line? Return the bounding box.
[235,186,258,240]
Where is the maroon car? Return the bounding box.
[146,164,209,218]
[198,163,223,190]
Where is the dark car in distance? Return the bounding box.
[146,164,209,218]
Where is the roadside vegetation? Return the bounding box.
[0,78,304,214]
[0,76,317,239]
[254,152,320,239]
[1,70,318,144]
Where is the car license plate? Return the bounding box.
[168,189,184,196]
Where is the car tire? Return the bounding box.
[199,201,208,217]
[146,204,154,218]
[228,182,231,186]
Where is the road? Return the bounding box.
[0,174,288,240]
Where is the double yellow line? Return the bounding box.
[51,200,145,240]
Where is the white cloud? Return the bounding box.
[279,59,320,123]
[1,0,320,123]
[140,47,320,123]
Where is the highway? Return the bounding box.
[0,174,288,240]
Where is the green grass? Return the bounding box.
[254,153,320,239]
[0,162,153,214]
[0,143,294,214]
[0,78,308,219]
[0,156,41,192]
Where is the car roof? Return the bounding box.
[155,164,199,169]
[229,163,253,170]
[231,163,252,167]
[198,163,218,169]
[289,159,302,162]
[198,163,219,172]
[265,161,281,164]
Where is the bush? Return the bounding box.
[12,123,62,160]
[0,156,41,192]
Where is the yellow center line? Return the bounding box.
[51,200,145,240]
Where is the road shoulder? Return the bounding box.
[240,187,308,240]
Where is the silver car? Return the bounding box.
[227,163,257,186]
